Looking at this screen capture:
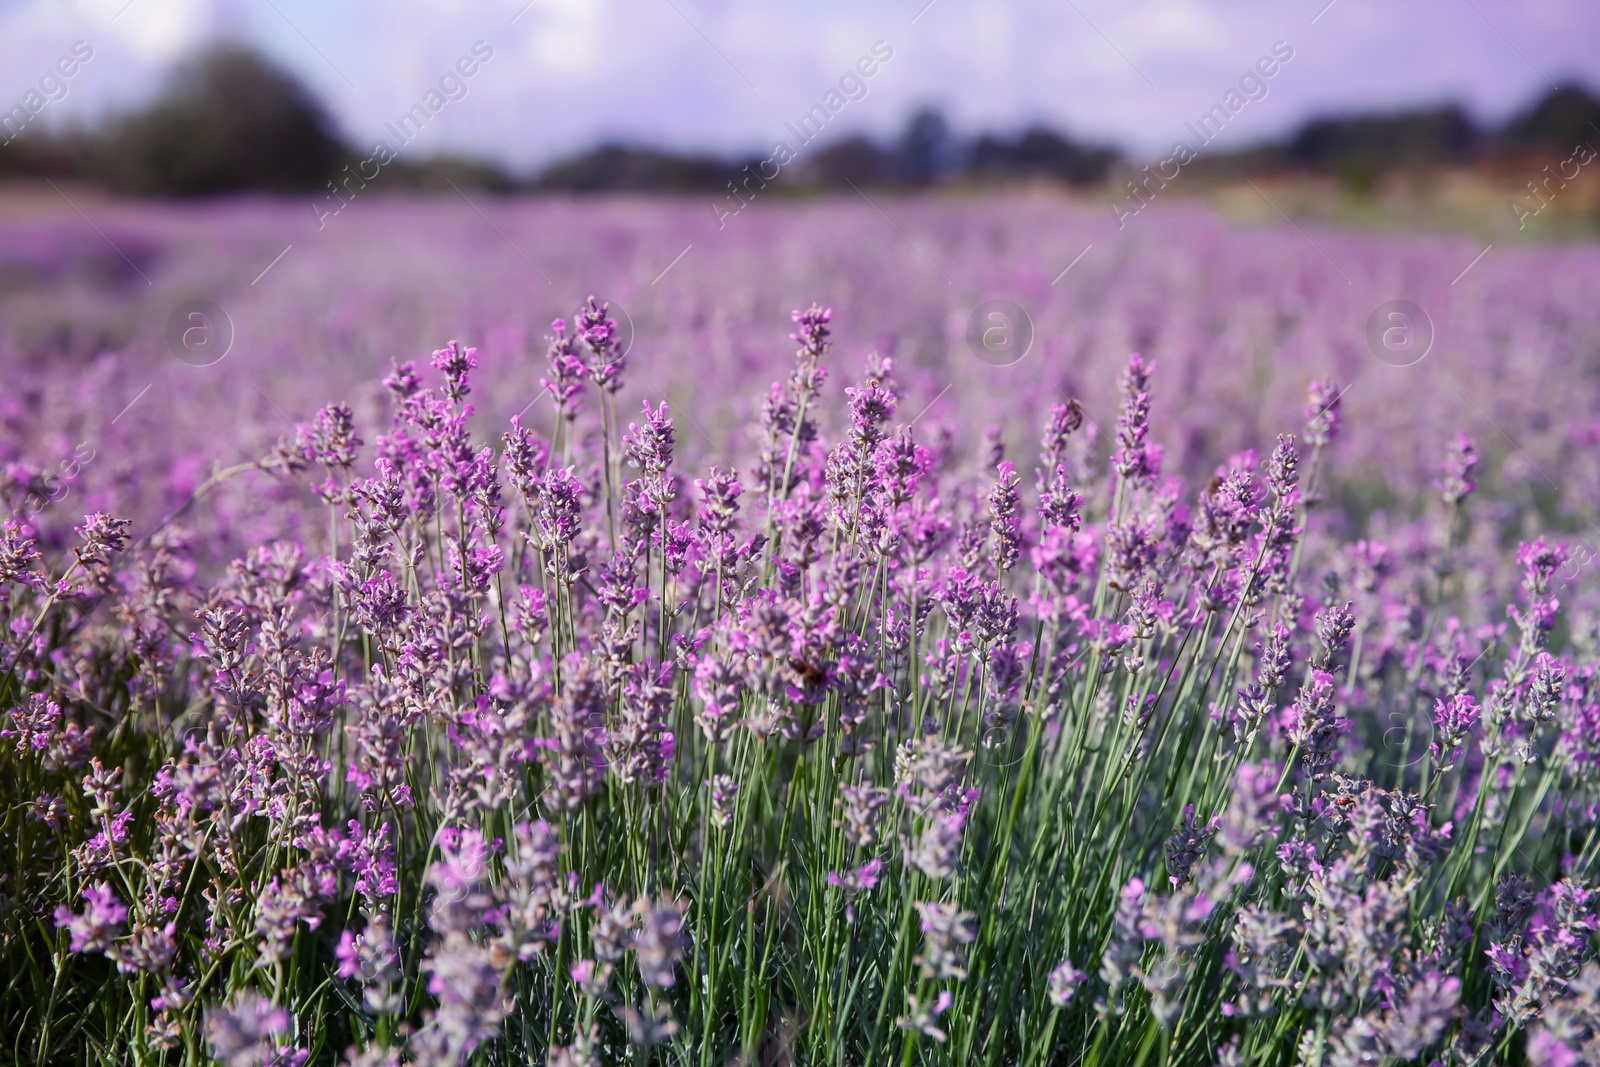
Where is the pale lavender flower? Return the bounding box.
[913,901,976,980]
[835,783,892,849]
[633,897,687,988]
[335,913,402,1013]
[1382,970,1461,1060]
[1098,878,1149,1007]
[624,1000,679,1048]
[342,1047,401,1067]
[894,734,971,811]
[425,828,495,933]
[548,1024,603,1067]
[1527,960,1600,1066]
[148,978,194,1048]
[1164,804,1219,887]
[1047,961,1087,1007]
[692,655,742,745]
[540,661,605,812]
[493,820,563,965]
[710,774,738,829]
[906,809,967,881]
[606,663,674,786]
[1217,761,1288,853]
[1227,904,1298,1017]
[827,858,883,924]
[253,878,313,965]
[897,990,955,1043]
[418,937,507,1063]
[1437,433,1478,506]
[591,893,635,965]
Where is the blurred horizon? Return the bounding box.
[2,0,1598,172]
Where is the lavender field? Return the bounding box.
[4,192,1600,1066]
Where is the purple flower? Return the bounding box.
[695,466,743,539]
[1518,538,1569,596]
[1038,462,1082,533]
[112,920,177,974]
[987,460,1023,572]
[913,900,976,980]
[623,400,675,476]
[418,936,507,1061]
[1163,804,1219,887]
[1303,378,1343,448]
[303,401,362,471]
[906,809,967,881]
[633,897,687,988]
[541,319,588,416]
[1286,669,1347,778]
[1431,693,1480,767]
[1047,961,1087,1007]
[575,296,625,392]
[1113,353,1156,485]
[791,304,832,358]
[606,663,675,786]
[1217,761,1289,853]
[692,654,742,744]
[897,990,955,1043]
[54,883,127,953]
[532,466,585,550]
[336,914,402,1013]
[2,692,59,754]
[205,991,298,1067]
[874,427,934,508]
[430,340,478,403]
[1314,600,1356,667]
[73,512,130,589]
[1040,398,1084,475]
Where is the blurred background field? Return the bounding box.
[2,1,1600,567]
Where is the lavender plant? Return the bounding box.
[2,303,1598,1067]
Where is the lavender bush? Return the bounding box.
[3,291,1600,1067]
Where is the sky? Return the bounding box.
[1,0,1597,171]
